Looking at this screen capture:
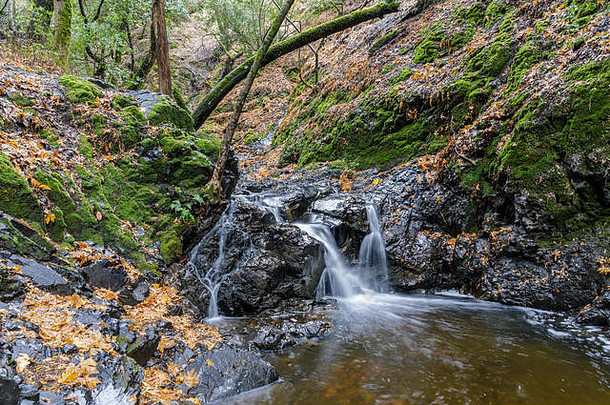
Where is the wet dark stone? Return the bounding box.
[12,339,51,362]
[61,344,78,355]
[83,259,127,291]
[118,281,149,306]
[39,391,64,405]
[0,377,20,405]
[188,344,279,403]
[5,255,71,296]
[126,326,160,366]
[18,383,39,400]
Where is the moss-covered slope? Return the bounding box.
[273,0,609,235]
[0,70,221,273]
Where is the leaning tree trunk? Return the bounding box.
[152,0,171,95]
[208,0,297,194]
[192,1,399,130]
[52,0,73,70]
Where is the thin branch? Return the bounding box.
[0,0,10,16]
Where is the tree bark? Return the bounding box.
[52,0,73,70]
[208,0,297,194]
[152,0,171,95]
[128,23,156,90]
[192,1,399,130]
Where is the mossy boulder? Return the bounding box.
[112,94,137,111]
[0,152,43,225]
[58,75,103,105]
[148,100,194,131]
[119,106,147,149]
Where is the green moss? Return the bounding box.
[148,100,194,131]
[47,208,67,242]
[7,93,34,107]
[112,95,136,111]
[91,114,107,137]
[53,0,72,69]
[119,106,146,149]
[34,171,97,241]
[194,133,221,157]
[506,41,541,94]
[158,227,183,264]
[0,152,43,225]
[495,59,610,229]
[370,28,402,53]
[484,1,510,29]
[58,76,102,105]
[40,130,60,148]
[79,135,94,159]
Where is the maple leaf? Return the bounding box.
[45,212,56,224]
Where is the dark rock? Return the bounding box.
[18,384,39,400]
[83,259,127,291]
[5,255,71,296]
[39,391,64,405]
[188,345,279,403]
[118,281,149,306]
[93,355,143,401]
[61,344,78,355]
[125,326,160,366]
[12,339,51,362]
[0,377,19,405]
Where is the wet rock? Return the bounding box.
[39,391,65,405]
[94,356,143,401]
[126,326,160,366]
[575,291,610,326]
[188,344,279,403]
[118,281,149,306]
[0,377,20,405]
[19,383,39,400]
[12,339,51,362]
[5,254,71,295]
[83,259,127,291]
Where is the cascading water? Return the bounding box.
[357,205,389,292]
[187,198,253,320]
[297,205,389,299]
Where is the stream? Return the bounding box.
[190,188,610,405]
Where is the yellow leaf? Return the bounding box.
[15,354,31,374]
[371,178,382,186]
[45,212,56,224]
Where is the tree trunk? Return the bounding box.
[192,1,399,130]
[52,0,73,70]
[128,23,156,90]
[152,0,171,95]
[208,0,297,194]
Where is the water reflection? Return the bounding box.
[219,293,610,405]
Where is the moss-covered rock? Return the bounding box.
[496,59,610,230]
[34,171,98,242]
[0,152,43,225]
[119,106,147,149]
[158,227,183,264]
[148,100,194,131]
[58,75,103,105]
[112,94,137,111]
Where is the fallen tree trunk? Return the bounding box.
[192,1,400,130]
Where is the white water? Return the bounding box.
[297,205,389,300]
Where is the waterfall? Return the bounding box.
[297,205,389,299]
[187,199,253,320]
[358,205,389,292]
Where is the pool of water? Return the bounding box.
[219,293,610,405]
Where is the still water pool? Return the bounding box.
[221,293,610,405]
